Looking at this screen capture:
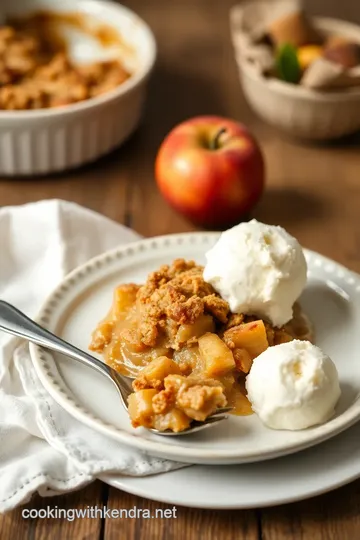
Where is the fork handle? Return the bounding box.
[0,300,124,385]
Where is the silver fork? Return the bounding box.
[0,301,232,436]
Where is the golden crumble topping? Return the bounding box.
[0,12,130,110]
[136,259,229,348]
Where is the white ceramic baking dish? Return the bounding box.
[0,0,156,175]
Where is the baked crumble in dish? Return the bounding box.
[89,259,313,432]
[0,12,131,110]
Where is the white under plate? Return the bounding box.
[30,233,360,465]
[101,419,360,508]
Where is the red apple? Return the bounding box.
[155,115,265,228]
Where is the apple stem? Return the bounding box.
[211,128,227,150]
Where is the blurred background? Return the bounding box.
[0,0,359,269]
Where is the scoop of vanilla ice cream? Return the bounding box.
[246,340,341,430]
[203,219,307,327]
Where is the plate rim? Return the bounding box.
[99,450,360,509]
[30,232,360,465]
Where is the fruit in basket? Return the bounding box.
[155,116,265,228]
[268,10,322,48]
[297,45,323,71]
[276,44,302,83]
[323,37,360,69]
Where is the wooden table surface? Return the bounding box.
[1,0,360,538]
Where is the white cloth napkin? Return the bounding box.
[0,200,186,513]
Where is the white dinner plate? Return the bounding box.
[30,233,360,465]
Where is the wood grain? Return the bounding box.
[0,482,105,540]
[1,0,360,539]
[103,491,259,540]
[261,481,360,540]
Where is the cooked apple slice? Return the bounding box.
[153,409,191,432]
[198,333,235,377]
[89,321,114,352]
[141,356,181,384]
[112,284,139,317]
[127,389,157,428]
[223,320,269,359]
[176,314,215,344]
[233,347,253,374]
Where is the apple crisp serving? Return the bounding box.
[90,259,313,432]
[0,12,130,110]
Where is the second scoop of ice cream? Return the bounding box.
[203,219,307,327]
[245,340,341,430]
